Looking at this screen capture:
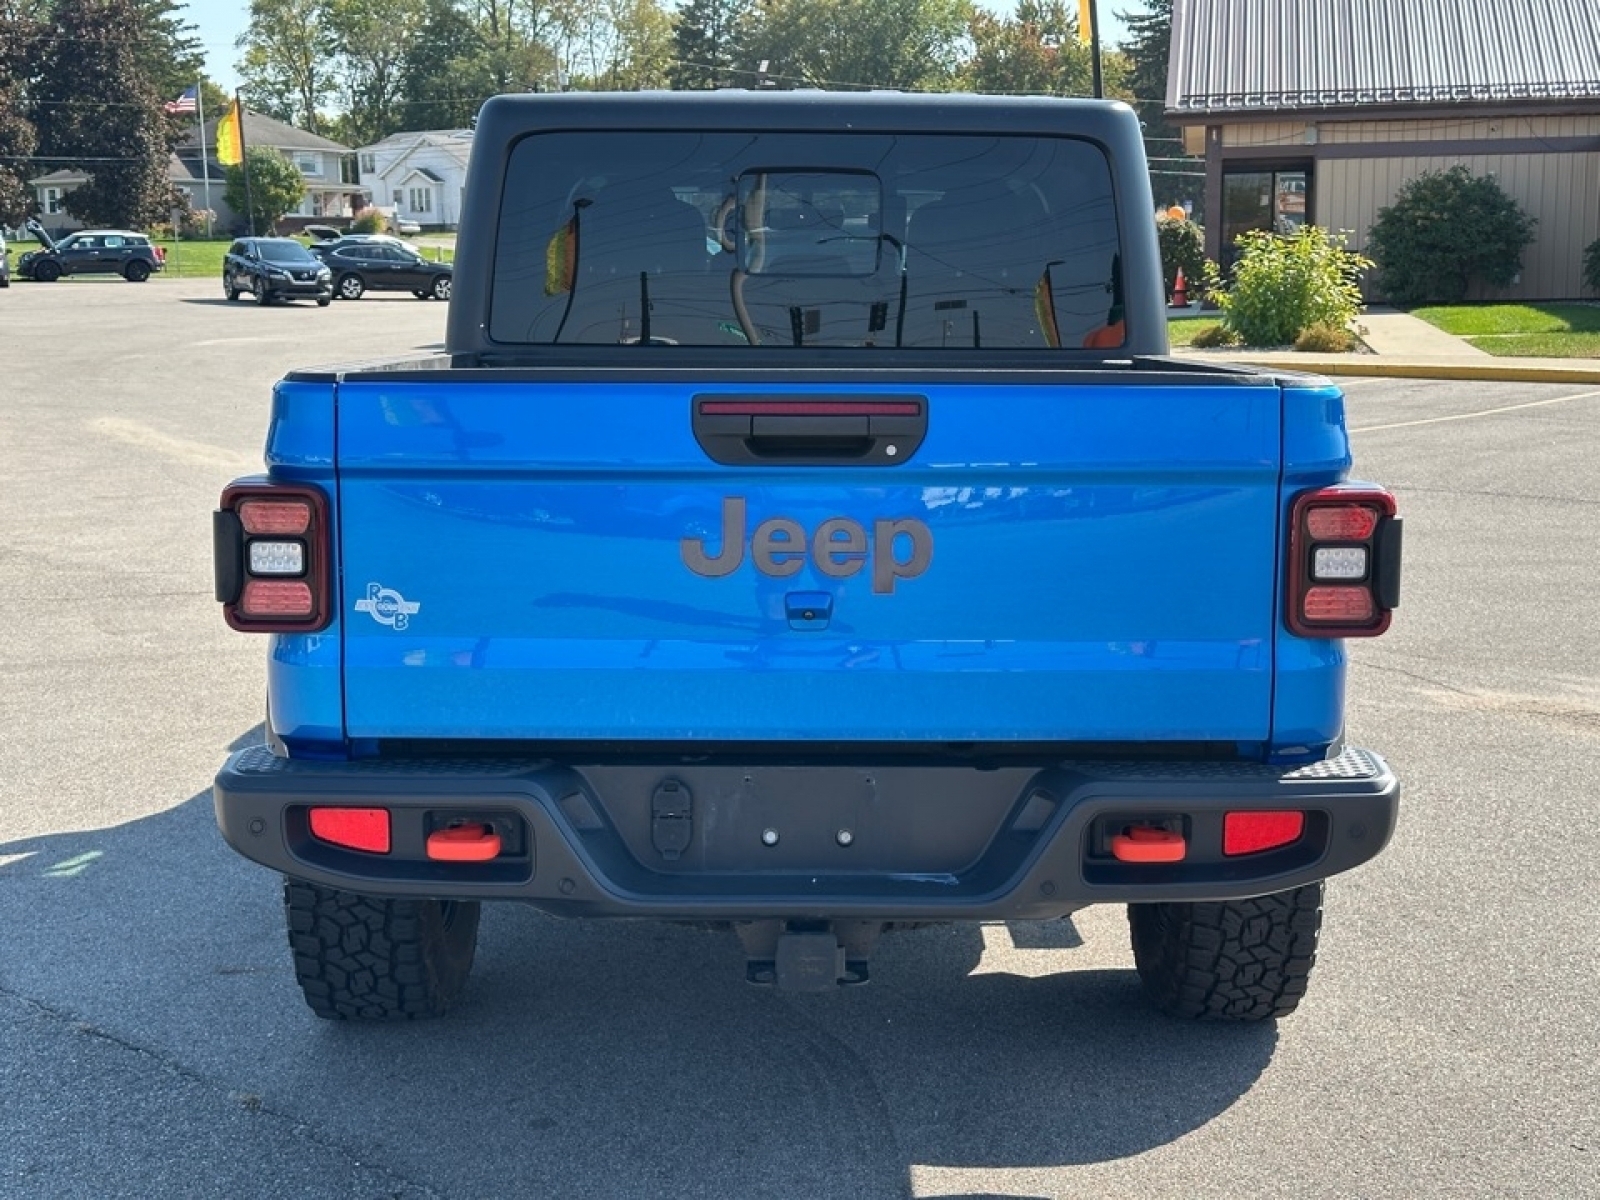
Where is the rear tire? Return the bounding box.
[125,260,150,282]
[284,880,480,1020]
[1127,883,1323,1021]
[337,273,365,300]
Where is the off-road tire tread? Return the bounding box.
[1128,884,1323,1021]
[283,880,480,1021]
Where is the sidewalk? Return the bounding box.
[1169,306,1600,383]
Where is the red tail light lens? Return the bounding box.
[1305,505,1378,541]
[1223,811,1305,856]
[1302,586,1375,623]
[241,579,314,618]
[238,499,312,535]
[1288,486,1400,638]
[309,807,391,854]
[217,483,331,632]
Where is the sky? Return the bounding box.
[181,0,1134,98]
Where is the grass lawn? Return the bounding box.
[1412,302,1600,356]
[1167,316,1225,347]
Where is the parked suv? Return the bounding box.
[309,236,452,300]
[224,237,333,306]
[17,224,165,282]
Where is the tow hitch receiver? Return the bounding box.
[738,921,878,990]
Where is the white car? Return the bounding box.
[394,217,422,235]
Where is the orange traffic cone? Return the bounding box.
[1171,266,1189,308]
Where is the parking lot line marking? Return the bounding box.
[1352,389,1600,432]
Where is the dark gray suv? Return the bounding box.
[17,224,165,282]
[224,237,333,306]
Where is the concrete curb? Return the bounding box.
[1172,352,1600,385]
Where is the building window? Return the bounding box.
[43,187,64,214]
[409,187,432,214]
[294,152,322,177]
[359,152,376,174]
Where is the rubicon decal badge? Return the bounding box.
[355,582,421,629]
[681,497,932,594]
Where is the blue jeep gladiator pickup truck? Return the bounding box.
[212,92,1401,1022]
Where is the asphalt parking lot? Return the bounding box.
[2,278,1597,1199]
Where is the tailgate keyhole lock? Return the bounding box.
[651,779,693,860]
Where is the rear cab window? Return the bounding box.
[490,131,1124,352]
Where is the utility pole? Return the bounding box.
[1089,0,1104,99]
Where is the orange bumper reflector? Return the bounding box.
[1110,826,1186,863]
[308,807,391,854]
[426,824,502,862]
[1224,811,1305,856]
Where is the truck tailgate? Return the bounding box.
[334,374,1282,743]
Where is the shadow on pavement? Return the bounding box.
[0,731,1278,1199]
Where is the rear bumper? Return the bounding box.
[214,746,1398,920]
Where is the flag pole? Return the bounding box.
[1089,0,1103,99]
[196,84,213,238]
[235,91,256,234]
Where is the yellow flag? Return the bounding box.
[216,98,243,166]
[1077,0,1093,44]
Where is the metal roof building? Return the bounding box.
[1166,0,1600,299]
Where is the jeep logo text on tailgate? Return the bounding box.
[681,497,932,594]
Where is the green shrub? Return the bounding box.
[1189,322,1240,348]
[1294,321,1357,353]
[1209,225,1370,347]
[1366,166,1536,305]
[1156,216,1206,298]
[1584,237,1600,296]
[350,208,385,234]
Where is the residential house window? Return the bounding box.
[359,153,376,174]
[44,187,64,214]
[409,187,433,214]
[294,152,322,177]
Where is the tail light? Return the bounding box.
[1287,486,1401,638]
[214,482,332,632]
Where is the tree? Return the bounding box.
[557,0,673,89]
[1116,0,1200,216]
[745,0,971,91]
[224,146,307,233]
[327,0,426,144]
[962,0,1093,96]
[398,0,498,129]
[670,0,754,89]
[0,5,41,225]
[30,0,180,229]
[237,0,340,132]
[131,0,207,104]
[1365,166,1536,305]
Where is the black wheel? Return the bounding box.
[429,275,452,301]
[224,274,241,301]
[337,273,365,300]
[124,260,150,282]
[284,879,480,1020]
[1128,883,1323,1021]
[33,259,61,282]
[316,296,331,307]
[253,277,272,305]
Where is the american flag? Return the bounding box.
[165,86,199,115]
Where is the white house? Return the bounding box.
[356,130,473,231]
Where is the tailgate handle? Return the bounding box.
[693,395,925,466]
